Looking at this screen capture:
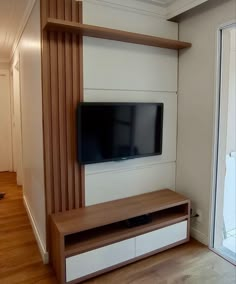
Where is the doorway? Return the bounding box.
[0,70,11,172]
[11,59,23,185]
[212,24,236,264]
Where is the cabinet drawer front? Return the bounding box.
[136,221,187,257]
[66,238,135,282]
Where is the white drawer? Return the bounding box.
[66,238,135,282]
[135,221,187,257]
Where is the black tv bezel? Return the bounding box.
[77,102,164,165]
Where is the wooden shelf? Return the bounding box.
[65,211,188,257]
[44,18,192,50]
[51,189,190,235]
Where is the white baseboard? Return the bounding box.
[190,227,208,246]
[23,196,49,264]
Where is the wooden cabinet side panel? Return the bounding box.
[51,220,65,284]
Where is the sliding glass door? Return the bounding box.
[213,24,236,264]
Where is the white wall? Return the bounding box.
[83,1,179,205]
[12,0,46,260]
[177,0,236,244]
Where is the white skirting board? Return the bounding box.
[23,195,49,264]
[190,227,208,246]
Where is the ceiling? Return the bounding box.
[0,0,30,61]
[136,0,208,18]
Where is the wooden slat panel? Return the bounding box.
[41,0,84,248]
[41,2,55,251]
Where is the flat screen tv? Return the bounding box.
[77,103,163,164]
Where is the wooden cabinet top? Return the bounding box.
[51,189,190,235]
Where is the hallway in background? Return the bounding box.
[0,172,56,284]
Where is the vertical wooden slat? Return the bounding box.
[78,1,85,207]
[42,32,54,215]
[65,40,74,210]
[40,0,48,28]
[57,0,67,212]
[57,0,65,20]
[64,0,74,210]
[50,49,61,212]
[72,0,80,209]
[49,0,61,213]
[41,0,54,248]
[65,0,72,21]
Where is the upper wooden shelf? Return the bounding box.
[51,189,190,236]
[44,18,192,50]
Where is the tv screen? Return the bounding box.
[77,103,163,164]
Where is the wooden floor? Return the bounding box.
[0,172,235,284]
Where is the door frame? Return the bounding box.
[209,20,236,265]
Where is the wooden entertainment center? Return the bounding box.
[50,189,190,284]
[41,2,192,283]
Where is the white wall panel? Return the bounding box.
[86,162,176,205]
[17,0,46,250]
[83,1,178,206]
[84,37,178,92]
